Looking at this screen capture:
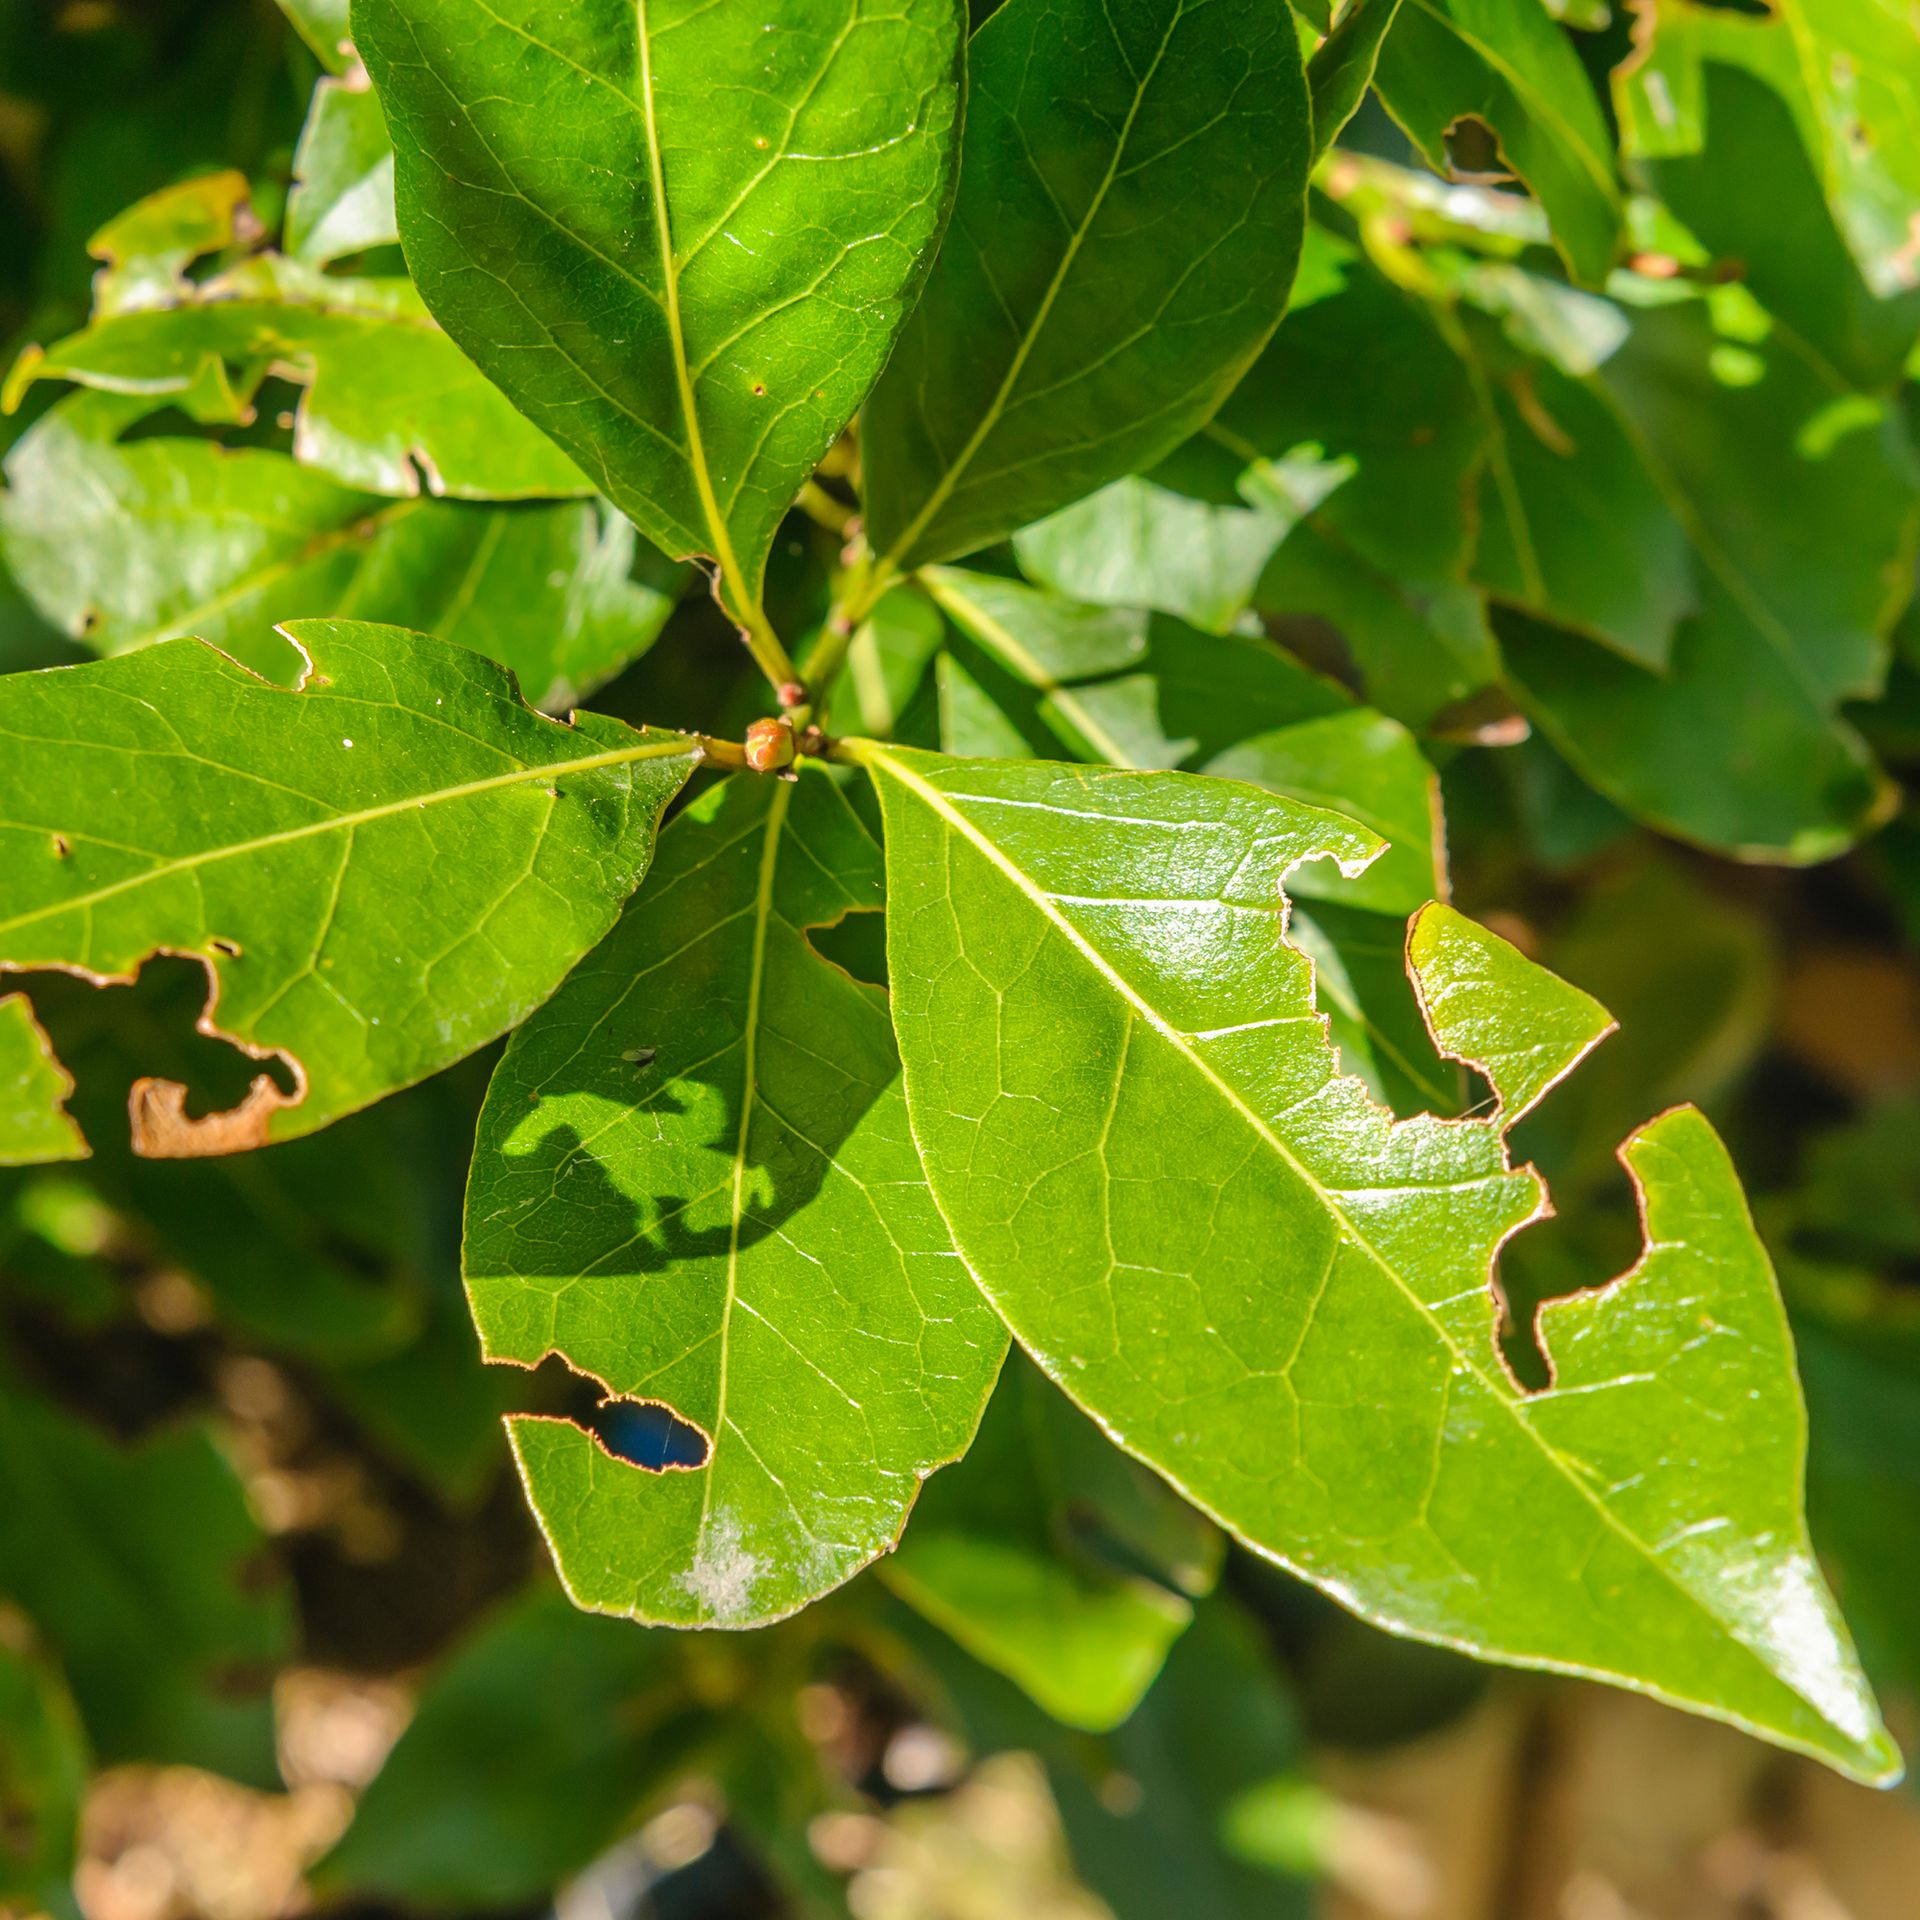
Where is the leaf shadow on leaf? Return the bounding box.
[473,878,896,1287]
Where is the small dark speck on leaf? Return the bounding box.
[50,833,70,859]
[210,937,242,958]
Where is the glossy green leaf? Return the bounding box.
[286,69,398,266]
[1501,299,1915,862]
[1306,0,1405,161]
[0,622,696,1152]
[1372,0,1620,286]
[356,0,965,641]
[9,255,590,502]
[855,742,1897,1783]
[921,565,1443,917]
[0,1638,88,1920]
[886,1350,1220,1731]
[1406,902,1613,1122]
[0,995,83,1166]
[917,570,1455,1111]
[861,0,1313,573]
[2,394,682,707]
[466,768,1005,1627]
[0,1378,291,1781]
[318,1585,703,1905]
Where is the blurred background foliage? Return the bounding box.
[4,0,1920,1916]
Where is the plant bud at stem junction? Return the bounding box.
[744,717,797,773]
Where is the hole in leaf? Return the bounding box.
[806,909,888,991]
[9,956,299,1156]
[514,1351,711,1471]
[1442,115,1513,185]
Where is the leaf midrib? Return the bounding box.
[699,775,792,1543]
[0,733,695,943]
[921,573,1455,1106]
[876,3,1189,571]
[864,743,1821,1719]
[633,0,758,626]
[920,570,1136,766]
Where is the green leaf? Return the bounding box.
[356,0,966,643]
[1372,0,1620,286]
[1629,53,1920,392]
[0,995,83,1166]
[1799,1298,1920,1704]
[465,767,1006,1627]
[1219,225,1484,590]
[0,1378,291,1781]
[886,1350,1220,1731]
[1622,0,1920,311]
[0,622,696,1153]
[9,254,590,502]
[2,394,682,708]
[921,565,1443,917]
[891,1586,1312,1920]
[1406,902,1613,1121]
[1053,1600,1313,1920]
[917,568,1455,1110]
[854,742,1897,1784]
[286,70,398,267]
[277,0,353,71]
[1197,224,1501,727]
[1259,527,1501,731]
[1306,0,1405,162]
[317,1585,704,1905]
[820,587,948,742]
[84,171,258,318]
[1011,473,1312,638]
[861,0,1313,573]
[0,1638,88,1920]
[1501,299,1915,862]
[1465,314,1696,668]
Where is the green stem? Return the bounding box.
[796,479,857,536]
[731,596,801,696]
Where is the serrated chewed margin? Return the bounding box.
[851,744,1896,1784]
[0,621,698,1156]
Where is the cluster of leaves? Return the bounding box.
[5,0,1920,1912]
